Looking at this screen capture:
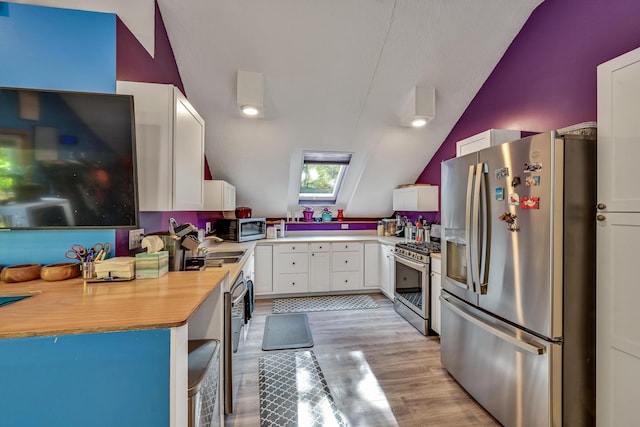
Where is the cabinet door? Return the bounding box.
[117,81,173,211]
[173,93,205,210]
[277,253,308,274]
[276,273,309,293]
[332,242,362,252]
[430,257,442,334]
[379,244,395,300]
[332,251,362,272]
[363,243,379,288]
[223,183,236,210]
[331,271,361,291]
[254,245,273,294]
[309,252,331,292]
[597,48,640,212]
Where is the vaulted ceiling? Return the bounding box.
[157,0,543,217]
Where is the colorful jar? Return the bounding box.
[321,212,332,222]
[337,209,344,221]
[303,210,314,222]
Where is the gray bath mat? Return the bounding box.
[262,313,313,351]
[272,294,379,314]
[259,351,348,427]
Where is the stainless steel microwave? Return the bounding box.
[215,218,266,242]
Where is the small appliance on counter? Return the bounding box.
[215,218,266,242]
[144,218,204,271]
[235,207,252,218]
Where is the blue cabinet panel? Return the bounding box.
[0,329,171,427]
[0,2,116,93]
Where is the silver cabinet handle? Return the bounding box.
[440,295,546,355]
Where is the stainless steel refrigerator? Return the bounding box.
[440,131,596,426]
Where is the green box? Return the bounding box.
[135,251,169,279]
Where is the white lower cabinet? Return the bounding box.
[254,245,273,294]
[379,244,395,300]
[309,243,331,292]
[274,244,309,293]
[258,240,389,296]
[430,256,441,334]
[331,242,363,291]
[363,243,379,289]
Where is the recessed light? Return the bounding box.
[241,105,259,116]
[410,117,428,128]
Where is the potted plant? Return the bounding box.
[303,205,314,222]
[321,207,332,222]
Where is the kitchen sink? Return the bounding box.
[205,256,242,266]
[207,250,245,258]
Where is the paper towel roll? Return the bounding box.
[141,236,165,254]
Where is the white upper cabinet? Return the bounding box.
[392,185,439,211]
[117,81,205,211]
[455,129,521,157]
[204,180,236,211]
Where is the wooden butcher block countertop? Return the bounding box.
[0,269,230,339]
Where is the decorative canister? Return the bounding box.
[303,210,314,222]
[337,209,344,221]
[321,212,332,222]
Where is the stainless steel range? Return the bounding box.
[393,241,440,335]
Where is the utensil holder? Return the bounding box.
[82,262,95,279]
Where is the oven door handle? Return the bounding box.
[392,253,428,272]
[230,272,248,305]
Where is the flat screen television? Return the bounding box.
[0,87,138,229]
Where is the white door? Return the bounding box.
[309,252,330,292]
[597,46,640,427]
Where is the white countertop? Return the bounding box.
[257,234,404,245]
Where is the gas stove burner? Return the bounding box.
[394,241,440,264]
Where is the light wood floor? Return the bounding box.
[224,293,500,427]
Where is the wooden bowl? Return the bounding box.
[41,262,81,282]
[0,264,42,283]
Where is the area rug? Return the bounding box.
[272,294,379,314]
[259,351,348,427]
[262,314,314,351]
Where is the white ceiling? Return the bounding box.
[30,0,541,218]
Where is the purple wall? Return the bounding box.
[416,0,640,191]
[116,2,184,94]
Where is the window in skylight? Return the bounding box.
[299,151,352,206]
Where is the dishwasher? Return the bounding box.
[188,339,221,427]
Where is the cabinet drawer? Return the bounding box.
[332,251,363,272]
[275,273,309,293]
[331,242,363,252]
[309,242,330,252]
[277,253,308,274]
[276,243,309,254]
[431,257,441,274]
[331,271,361,290]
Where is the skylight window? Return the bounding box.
[299,152,352,206]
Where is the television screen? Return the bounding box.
[0,87,138,229]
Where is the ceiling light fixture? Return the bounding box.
[402,86,435,128]
[237,70,264,118]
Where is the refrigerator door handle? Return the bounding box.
[440,294,546,356]
[465,164,476,291]
[470,163,483,292]
[476,163,489,293]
